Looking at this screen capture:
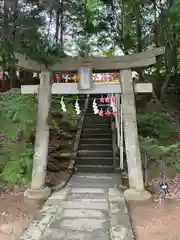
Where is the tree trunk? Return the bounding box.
[55,1,61,43]
[60,0,64,53]
[47,6,53,40]
[3,0,20,88]
[3,0,9,69]
[153,0,161,81]
[135,1,143,81]
[160,41,171,102]
[121,0,129,55]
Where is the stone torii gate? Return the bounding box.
[16,47,164,201]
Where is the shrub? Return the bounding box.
[0,89,36,183]
[0,90,80,184]
[138,110,180,180]
[137,111,180,145]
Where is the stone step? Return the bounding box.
[83,118,111,124]
[79,138,112,145]
[83,123,110,128]
[78,143,112,150]
[74,94,115,173]
[85,112,111,116]
[77,149,113,157]
[85,112,107,116]
[51,152,71,158]
[85,113,111,117]
[81,132,112,138]
[84,113,111,118]
[75,156,114,165]
[76,165,114,173]
[82,128,111,133]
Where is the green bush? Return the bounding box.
[137,111,180,145]
[138,110,180,179]
[1,144,33,184]
[0,90,80,184]
[0,89,36,184]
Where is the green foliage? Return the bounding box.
[0,91,80,184]
[138,110,180,178]
[64,96,81,126]
[20,38,63,67]
[0,89,36,184]
[137,111,180,145]
[52,95,81,128]
[140,136,180,158]
[1,144,33,184]
[0,89,36,141]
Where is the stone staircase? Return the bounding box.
[76,94,118,173]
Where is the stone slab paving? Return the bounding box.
[19,173,134,240]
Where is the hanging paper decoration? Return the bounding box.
[75,99,81,115]
[99,108,104,117]
[110,96,117,116]
[60,97,67,112]
[16,70,20,77]
[110,99,113,108]
[64,74,70,82]
[105,109,111,116]
[33,72,38,78]
[100,95,104,103]
[93,74,99,82]
[105,96,110,103]
[92,98,99,114]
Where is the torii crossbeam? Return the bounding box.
[21,82,153,94]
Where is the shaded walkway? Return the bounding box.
[19,173,134,240]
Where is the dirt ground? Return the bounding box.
[2,190,180,240]
[129,173,180,240]
[1,172,180,240]
[0,187,39,240]
[129,199,180,240]
[0,170,71,240]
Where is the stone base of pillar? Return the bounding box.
[24,186,51,201]
[124,188,151,201]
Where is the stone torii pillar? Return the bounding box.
[24,71,52,201]
[120,69,151,200]
[15,47,164,201]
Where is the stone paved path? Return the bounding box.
[19,173,134,240]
